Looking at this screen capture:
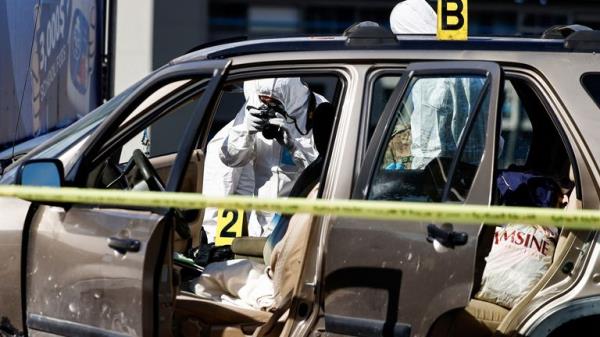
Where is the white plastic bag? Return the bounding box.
[475,224,558,308]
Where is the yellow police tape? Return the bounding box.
[0,185,598,230]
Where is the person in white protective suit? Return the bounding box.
[220,78,324,237]
[191,79,328,309]
[387,0,486,170]
[201,120,255,243]
[390,0,436,35]
[191,3,449,313]
[409,77,486,169]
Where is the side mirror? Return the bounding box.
[16,159,65,187]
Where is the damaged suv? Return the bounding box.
[1,25,600,337]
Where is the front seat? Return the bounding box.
[175,101,335,336]
[231,99,335,262]
[175,186,320,337]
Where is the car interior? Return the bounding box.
[75,74,339,328]
[163,75,341,337]
[78,73,341,337]
[76,66,587,337]
[427,76,585,337]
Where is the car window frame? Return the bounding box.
[91,78,207,166]
[361,68,406,155]
[68,60,229,187]
[580,72,600,111]
[357,66,586,203]
[503,71,583,201]
[368,73,492,203]
[200,66,349,198]
[355,61,503,202]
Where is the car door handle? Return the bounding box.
[108,237,141,254]
[426,223,468,248]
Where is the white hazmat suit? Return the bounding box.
[390,0,437,35]
[409,77,486,169]
[201,120,255,243]
[220,78,319,236]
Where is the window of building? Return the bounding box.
[248,6,300,34]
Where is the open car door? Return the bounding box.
[321,62,503,337]
[23,60,230,337]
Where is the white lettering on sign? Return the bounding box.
[38,0,67,72]
[40,45,67,100]
[493,227,554,256]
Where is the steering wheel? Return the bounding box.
[130,149,165,191]
[128,149,193,241]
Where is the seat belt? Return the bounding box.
[305,91,317,133]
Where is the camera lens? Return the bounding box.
[262,124,279,139]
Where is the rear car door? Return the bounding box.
[23,60,229,337]
[322,62,503,337]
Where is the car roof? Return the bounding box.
[171,33,594,65]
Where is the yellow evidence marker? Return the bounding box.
[437,0,468,41]
[215,209,246,246]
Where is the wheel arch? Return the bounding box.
[526,296,600,337]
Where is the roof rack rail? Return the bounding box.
[565,30,600,52]
[541,24,592,39]
[186,36,249,54]
[343,21,398,47]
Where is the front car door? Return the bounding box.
[321,62,503,337]
[23,60,229,337]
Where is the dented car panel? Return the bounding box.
[25,206,164,336]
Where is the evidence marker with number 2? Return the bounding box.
[215,209,246,246]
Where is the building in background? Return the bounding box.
[116,0,600,92]
[2,1,592,166]
[146,0,600,71]
[113,0,600,155]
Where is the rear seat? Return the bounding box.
[429,185,580,337]
[495,185,580,335]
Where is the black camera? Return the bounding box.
[247,103,286,140]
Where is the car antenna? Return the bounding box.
[10,0,41,166]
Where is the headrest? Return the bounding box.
[497,171,569,208]
[311,101,335,155]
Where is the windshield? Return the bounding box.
[0,82,140,183]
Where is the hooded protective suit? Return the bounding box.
[409,77,486,169]
[389,0,436,35]
[220,78,319,236]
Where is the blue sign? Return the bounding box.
[0,0,104,152]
